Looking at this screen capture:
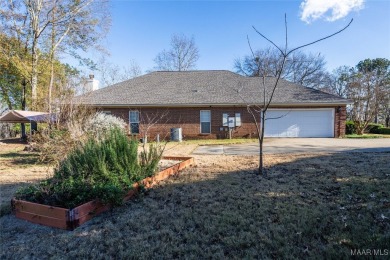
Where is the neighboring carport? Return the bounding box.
[0,110,52,123]
[0,110,52,137]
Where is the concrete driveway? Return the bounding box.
[192,138,390,155]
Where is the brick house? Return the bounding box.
[76,70,349,139]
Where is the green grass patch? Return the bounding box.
[0,151,40,166]
[345,134,390,139]
[181,138,258,145]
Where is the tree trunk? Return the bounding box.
[48,4,56,115]
[21,79,27,140]
[49,61,54,114]
[31,38,38,110]
[48,58,54,131]
[259,110,266,176]
[27,0,44,111]
[356,123,364,135]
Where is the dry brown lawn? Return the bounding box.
[0,140,53,214]
[0,139,389,259]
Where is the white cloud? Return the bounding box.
[300,0,364,23]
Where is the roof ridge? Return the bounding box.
[152,70,235,73]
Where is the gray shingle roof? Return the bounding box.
[76,70,349,107]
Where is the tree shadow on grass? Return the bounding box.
[0,152,40,165]
[0,138,27,145]
[0,181,42,219]
[1,152,389,259]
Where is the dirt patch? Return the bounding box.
[163,142,198,156]
[158,159,182,171]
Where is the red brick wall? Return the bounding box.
[99,105,347,139]
[100,107,258,140]
[334,106,347,138]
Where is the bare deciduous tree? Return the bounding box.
[139,110,170,141]
[320,66,350,97]
[44,0,111,113]
[26,0,45,109]
[246,15,352,176]
[235,47,331,89]
[122,60,143,80]
[154,34,199,71]
[98,56,142,88]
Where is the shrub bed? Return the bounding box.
[345,120,356,135]
[374,127,390,135]
[15,128,161,208]
[364,123,383,133]
[367,124,390,135]
[346,121,390,135]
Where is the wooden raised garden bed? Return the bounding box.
[12,156,194,230]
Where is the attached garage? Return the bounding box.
[264,109,335,137]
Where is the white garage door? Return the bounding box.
[264,109,334,137]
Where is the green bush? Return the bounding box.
[365,123,384,133]
[365,123,390,135]
[345,120,356,135]
[345,122,390,135]
[16,128,162,208]
[376,127,390,135]
[140,143,163,178]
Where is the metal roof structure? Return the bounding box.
[0,110,51,123]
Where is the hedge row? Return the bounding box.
[346,120,390,135]
[371,126,390,135]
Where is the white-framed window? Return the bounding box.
[235,113,241,126]
[129,110,140,134]
[222,113,228,126]
[200,110,211,134]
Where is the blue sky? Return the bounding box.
[87,0,390,79]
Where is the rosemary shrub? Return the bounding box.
[16,128,161,208]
